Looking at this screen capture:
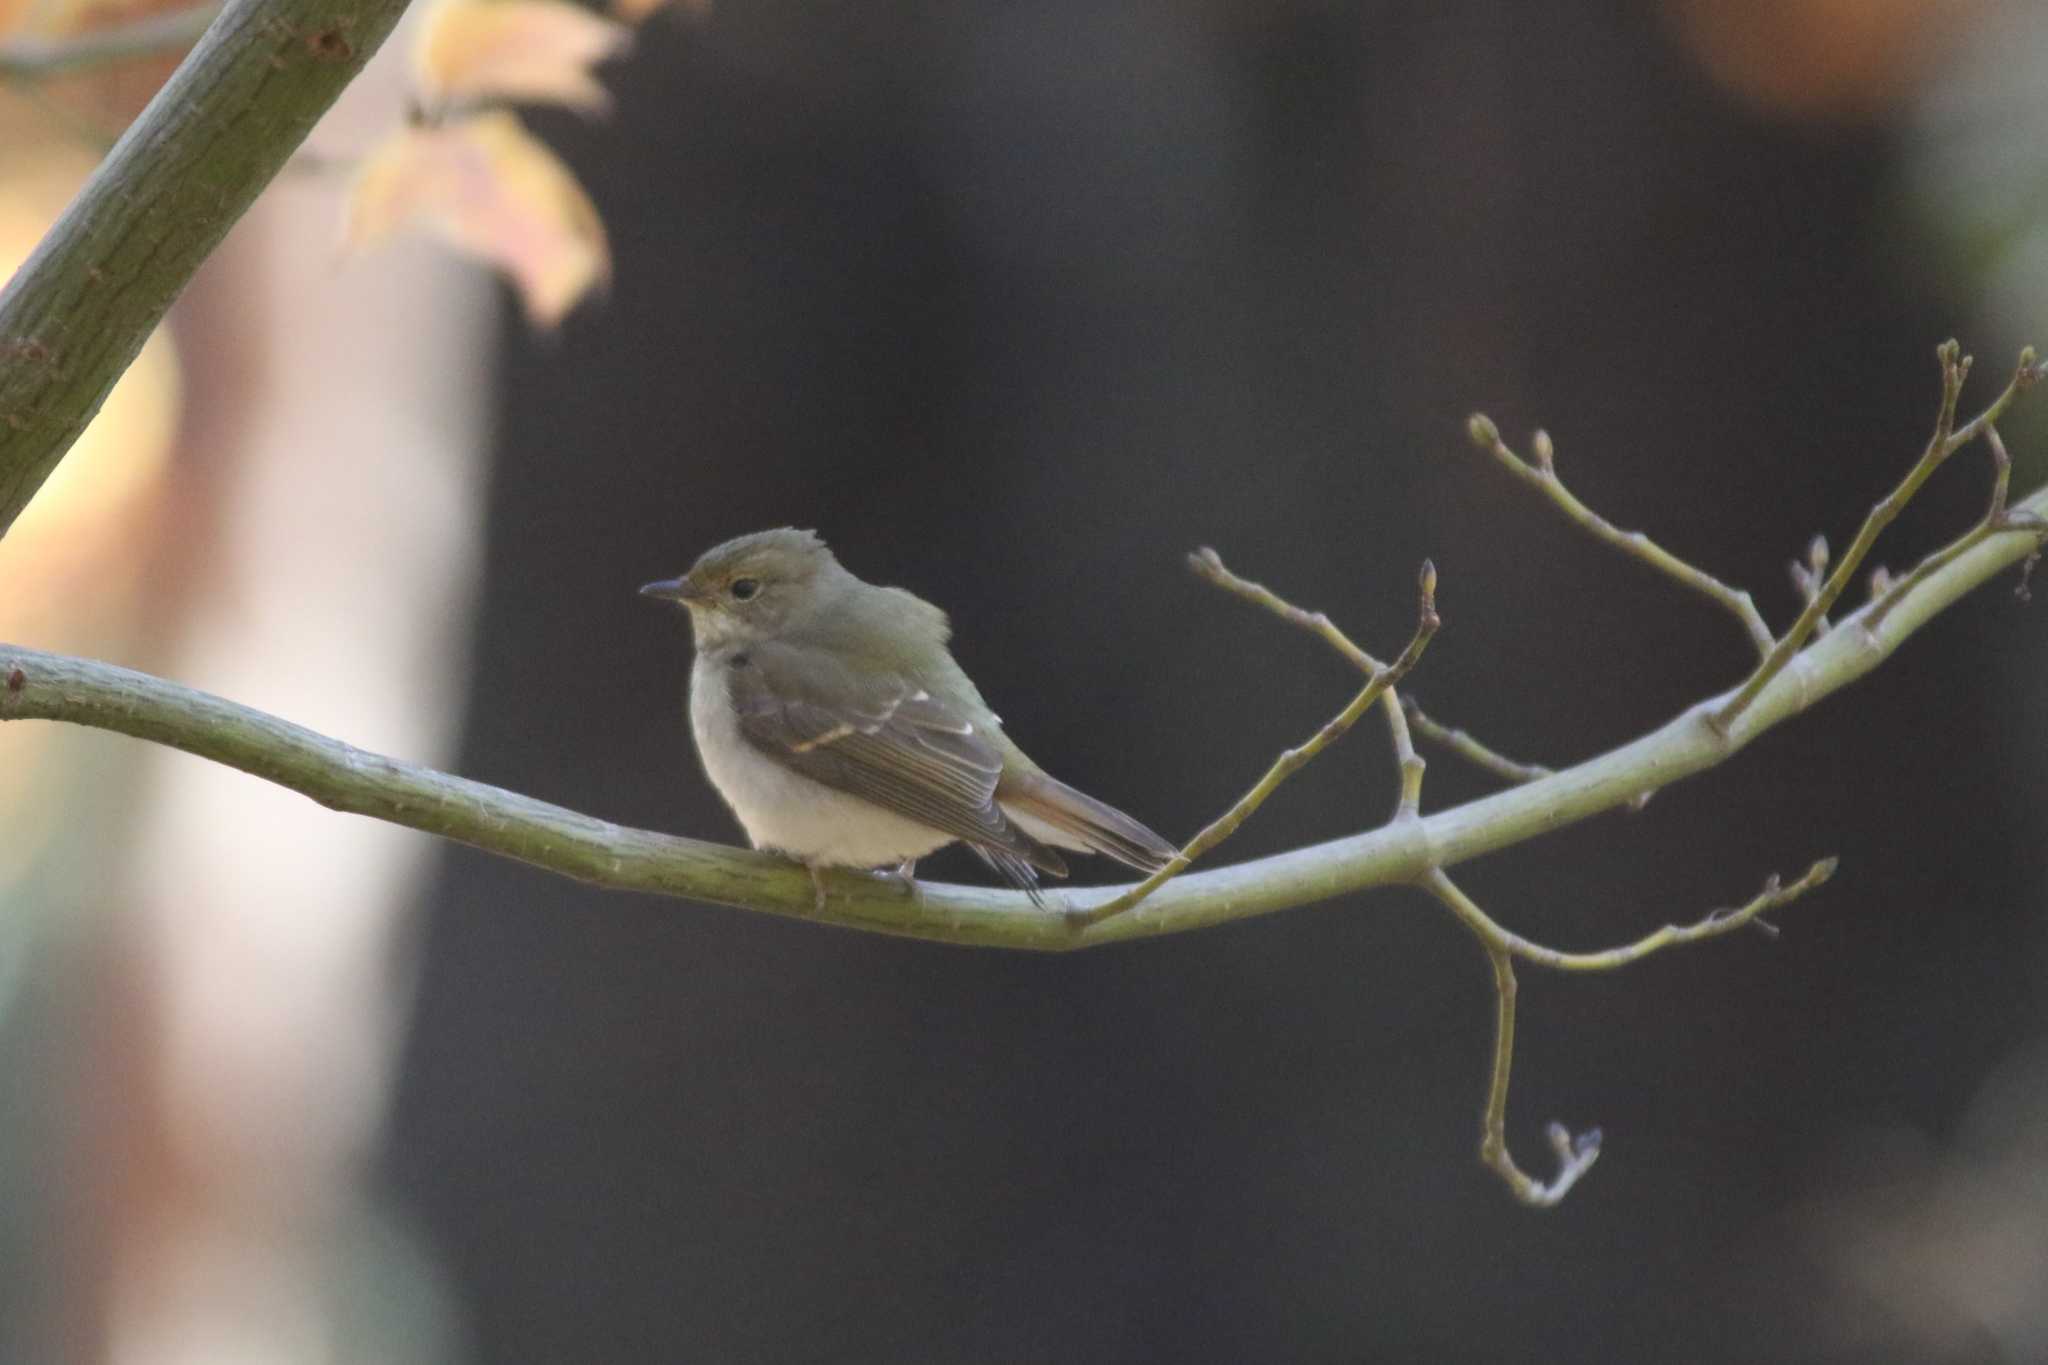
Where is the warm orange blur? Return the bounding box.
[0,112,182,886]
[0,14,487,1360]
[1662,0,1975,118]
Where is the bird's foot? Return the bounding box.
[876,859,922,902]
[808,862,921,913]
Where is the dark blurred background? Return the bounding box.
[366,1,2048,1361]
[10,0,2047,1360]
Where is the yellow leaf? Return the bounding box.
[413,0,632,116]
[345,112,610,328]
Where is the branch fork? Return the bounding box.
[1435,340,2041,1202]
[1071,556,1440,925]
[1715,343,2042,727]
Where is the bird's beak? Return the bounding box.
[638,576,701,605]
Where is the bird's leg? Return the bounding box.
[811,862,920,912]
[872,858,921,900]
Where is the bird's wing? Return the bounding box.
[997,769,1178,874]
[728,641,1068,879]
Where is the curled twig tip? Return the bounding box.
[1499,1120,1601,1206]
[1547,1121,1602,1162]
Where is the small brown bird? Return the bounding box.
[641,529,1176,906]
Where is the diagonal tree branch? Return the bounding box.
[0,0,416,539]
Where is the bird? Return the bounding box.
[640,528,1176,909]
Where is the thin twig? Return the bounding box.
[1464,417,1776,660]
[1076,560,1441,924]
[1428,859,1837,973]
[1187,546,1382,673]
[1865,424,2048,633]
[1788,534,1833,637]
[1471,944,1602,1207]
[1716,342,2043,728]
[1401,699,1554,786]
[1187,546,1427,815]
[1425,859,1832,1204]
[0,3,222,80]
[1386,666,1427,820]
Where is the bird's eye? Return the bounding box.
[729,578,760,602]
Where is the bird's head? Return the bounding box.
[640,527,840,649]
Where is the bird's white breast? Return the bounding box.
[689,654,954,868]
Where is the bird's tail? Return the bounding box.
[997,772,1177,874]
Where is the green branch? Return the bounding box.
[2,471,2040,952]
[3,345,2040,1203]
[0,0,415,539]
